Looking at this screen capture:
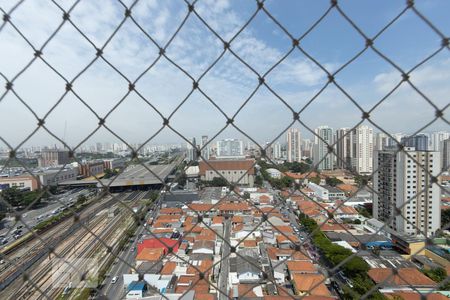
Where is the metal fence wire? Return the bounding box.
[0,0,449,299]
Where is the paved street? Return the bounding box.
[100,195,161,300]
[218,218,231,300]
[101,226,144,300]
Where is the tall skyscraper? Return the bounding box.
[272,142,282,160]
[186,137,197,162]
[301,139,313,159]
[375,132,390,151]
[388,133,405,147]
[201,135,210,160]
[216,139,244,157]
[96,142,103,153]
[401,133,428,151]
[313,126,334,170]
[440,138,450,171]
[373,147,441,237]
[287,128,302,163]
[351,125,373,175]
[336,128,352,169]
[430,131,450,151]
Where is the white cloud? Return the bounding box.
[0,1,447,148]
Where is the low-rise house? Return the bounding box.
[192,240,215,255]
[333,205,360,220]
[126,281,146,299]
[367,268,437,292]
[186,203,215,216]
[266,247,311,262]
[300,187,315,198]
[236,255,261,283]
[276,234,300,249]
[217,202,251,215]
[292,273,332,297]
[266,168,282,179]
[307,183,329,201]
[159,207,183,215]
[137,238,180,255]
[160,261,177,275]
[322,185,346,200]
[272,263,286,285]
[286,260,317,277]
[187,260,214,277]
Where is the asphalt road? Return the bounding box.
[218,219,231,300]
[101,228,143,300]
[0,188,90,247]
[100,195,162,300]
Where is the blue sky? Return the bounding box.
[0,0,449,149]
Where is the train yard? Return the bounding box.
[0,190,153,299]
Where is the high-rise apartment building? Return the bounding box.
[96,142,103,153]
[272,142,282,160]
[301,139,313,159]
[351,125,373,175]
[186,137,197,162]
[430,131,450,151]
[388,133,405,147]
[440,138,450,171]
[287,128,302,163]
[38,149,70,167]
[201,135,210,160]
[216,139,244,157]
[313,126,334,170]
[336,128,352,169]
[375,132,390,151]
[373,147,441,237]
[401,133,429,151]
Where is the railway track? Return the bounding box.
[0,192,130,296]
[9,197,135,299]
[43,212,129,300]
[12,215,109,300]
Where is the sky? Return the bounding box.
[0,0,449,150]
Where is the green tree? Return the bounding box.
[325,176,343,187]
[255,175,263,186]
[2,187,23,206]
[309,176,321,185]
[177,172,187,187]
[355,175,371,187]
[285,161,311,173]
[104,168,119,179]
[441,209,450,228]
[423,267,450,289]
[22,190,44,206]
[77,194,88,204]
[210,177,228,187]
[281,176,293,187]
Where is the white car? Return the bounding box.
[111,276,118,284]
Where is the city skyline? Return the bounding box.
[0,1,449,147]
[2,128,450,152]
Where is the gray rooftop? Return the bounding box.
[236,255,261,275]
[60,163,175,187]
